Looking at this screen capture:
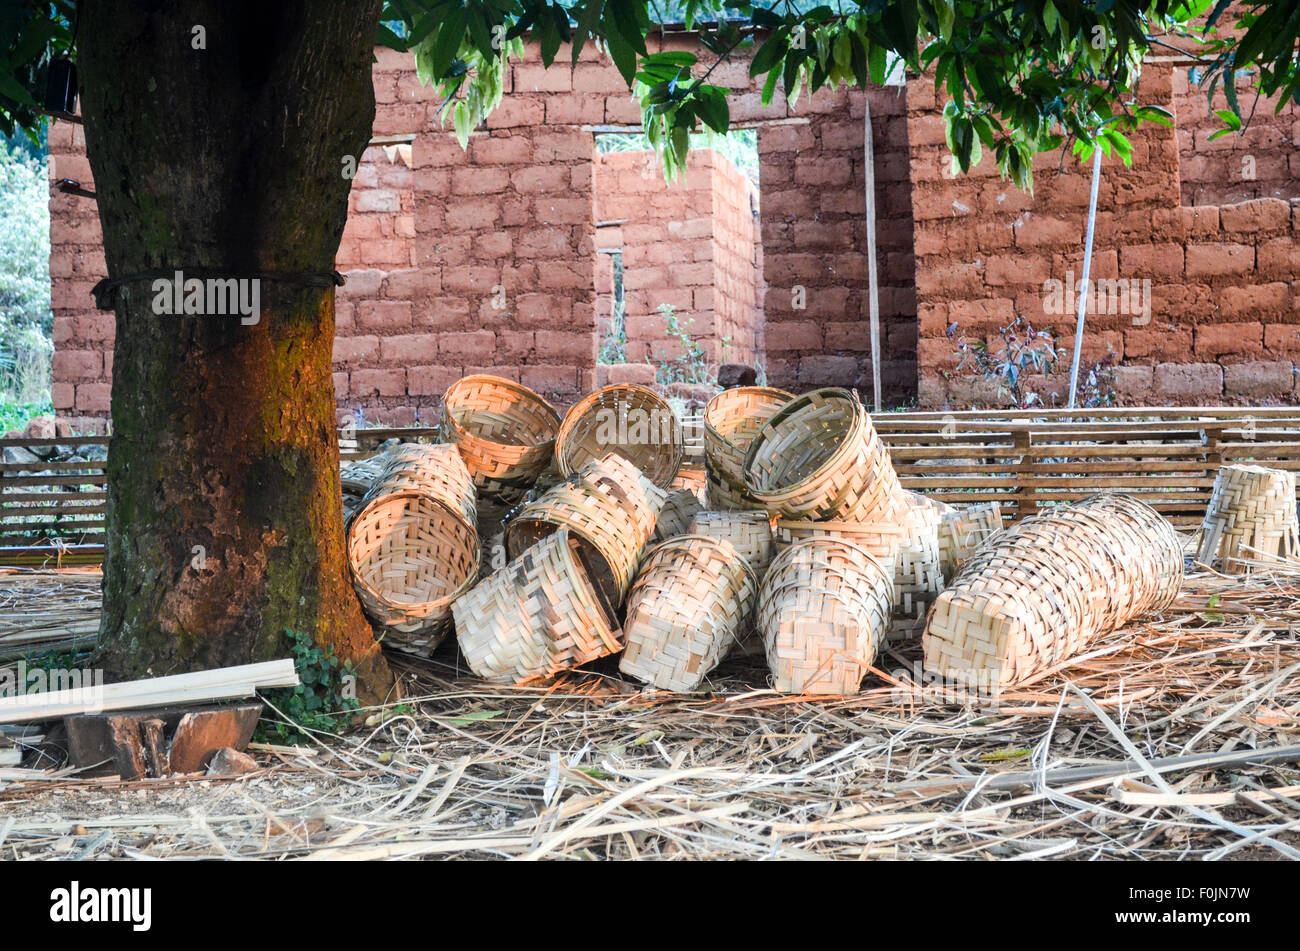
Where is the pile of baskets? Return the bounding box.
[339,372,1195,697]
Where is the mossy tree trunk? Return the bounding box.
[77,0,392,699]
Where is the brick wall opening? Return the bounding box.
[592,134,762,385]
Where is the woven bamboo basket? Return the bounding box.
[742,387,908,523]
[758,537,894,695]
[1195,464,1300,573]
[923,494,1184,688]
[340,451,392,497]
[505,453,666,620]
[687,510,775,575]
[346,445,480,655]
[619,535,758,691]
[888,495,946,642]
[654,488,705,542]
[375,443,477,527]
[773,518,900,578]
[555,384,684,488]
[670,465,709,504]
[453,528,622,684]
[440,374,561,502]
[936,502,1004,579]
[703,386,793,509]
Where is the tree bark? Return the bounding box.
[77,0,393,699]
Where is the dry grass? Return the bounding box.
[1,564,1298,860]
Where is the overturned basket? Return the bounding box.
[687,510,775,575]
[440,374,560,502]
[758,537,894,695]
[376,443,477,527]
[743,387,907,523]
[347,445,480,656]
[505,453,666,620]
[620,535,758,692]
[556,384,684,488]
[923,494,1184,688]
[453,527,621,684]
[1195,464,1300,573]
[704,386,792,509]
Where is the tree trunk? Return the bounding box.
[77,0,393,699]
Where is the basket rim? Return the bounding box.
[703,385,795,447]
[348,490,481,612]
[772,534,894,581]
[441,374,561,450]
[741,387,868,501]
[638,532,760,591]
[555,383,685,484]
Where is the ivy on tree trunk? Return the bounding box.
[77,0,393,699]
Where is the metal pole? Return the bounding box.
[864,99,882,413]
[1066,147,1103,409]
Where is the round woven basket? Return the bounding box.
[758,537,894,695]
[340,451,392,498]
[348,493,479,656]
[742,387,908,523]
[346,445,480,655]
[619,535,758,692]
[505,453,666,620]
[703,386,793,509]
[653,488,705,542]
[556,384,684,488]
[924,494,1184,688]
[1195,464,1300,574]
[936,502,1004,580]
[440,374,561,502]
[453,527,622,684]
[375,443,477,527]
[687,510,775,575]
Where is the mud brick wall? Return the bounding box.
[47,120,110,434]
[710,153,763,367]
[910,63,1300,409]
[49,34,923,429]
[1173,67,1300,207]
[593,148,761,368]
[756,86,918,403]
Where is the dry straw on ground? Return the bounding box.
[2,564,1299,860]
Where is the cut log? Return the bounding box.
[65,702,263,778]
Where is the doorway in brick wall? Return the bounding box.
[591,130,764,402]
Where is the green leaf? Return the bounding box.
[430,5,469,81]
[438,709,504,726]
[608,0,648,56]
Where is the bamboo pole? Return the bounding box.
[864,99,882,413]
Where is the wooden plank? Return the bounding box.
[0,659,298,724]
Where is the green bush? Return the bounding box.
[0,141,52,412]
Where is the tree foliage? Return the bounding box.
[5,3,1298,188]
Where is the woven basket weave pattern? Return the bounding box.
[654,488,705,542]
[758,538,895,695]
[620,535,758,692]
[440,374,560,502]
[936,502,1005,579]
[742,388,907,523]
[1195,464,1300,573]
[347,443,481,655]
[703,386,793,509]
[923,494,1184,687]
[505,453,666,619]
[687,510,775,575]
[556,384,684,488]
[453,528,621,684]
